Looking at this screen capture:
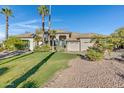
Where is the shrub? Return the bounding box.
[34,45,51,52]
[86,48,104,61]
[0,47,4,52]
[0,43,4,52]
[4,36,27,51]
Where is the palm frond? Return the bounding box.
[0,8,13,17]
[37,5,49,16]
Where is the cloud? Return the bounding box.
[0,18,63,41]
[0,19,40,34]
[13,19,40,25]
[11,19,40,31]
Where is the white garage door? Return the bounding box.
[67,41,80,51]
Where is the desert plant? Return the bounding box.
[86,48,104,61]
[111,28,124,49]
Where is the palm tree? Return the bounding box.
[49,30,56,51]
[34,28,43,46]
[0,8,13,40]
[48,5,51,45]
[37,5,49,43]
[48,6,51,32]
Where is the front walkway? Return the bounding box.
[43,58,124,88]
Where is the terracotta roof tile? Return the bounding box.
[16,33,35,38]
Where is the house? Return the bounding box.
[56,32,95,52]
[16,31,97,52]
[16,33,36,51]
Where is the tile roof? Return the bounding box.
[16,33,35,38]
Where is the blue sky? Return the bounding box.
[0,5,124,40]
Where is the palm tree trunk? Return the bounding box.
[48,6,51,46]
[6,16,9,40]
[52,39,54,52]
[42,14,45,43]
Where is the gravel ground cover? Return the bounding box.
[44,58,124,88]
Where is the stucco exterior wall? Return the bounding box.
[66,41,80,51]
[80,38,94,51]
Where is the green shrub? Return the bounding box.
[4,36,27,51]
[0,47,4,52]
[34,45,51,52]
[86,48,104,61]
[0,43,4,52]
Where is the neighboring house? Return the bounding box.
[16,32,96,52]
[16,33,36,51]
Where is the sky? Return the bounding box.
[1,5,124,40]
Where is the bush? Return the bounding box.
[86,48,104,61]
[4,37,27,51]
[0,43,4,52]
[34,45,51,52]
[0,47,4,52]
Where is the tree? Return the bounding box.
[89,35,114,60]
[4,36,27,51]
[34,28,43,46]
[49,30,56,51]
[37,5,49,43]
[48,6,52,45]
[92,36,113,53]
[0,8,13,39]
[111,28,124,49]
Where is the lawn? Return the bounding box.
[0,52,77,88]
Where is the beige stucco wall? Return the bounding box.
[66,41,80,51]
[80,38,94,51]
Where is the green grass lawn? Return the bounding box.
[0,52,77,88]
